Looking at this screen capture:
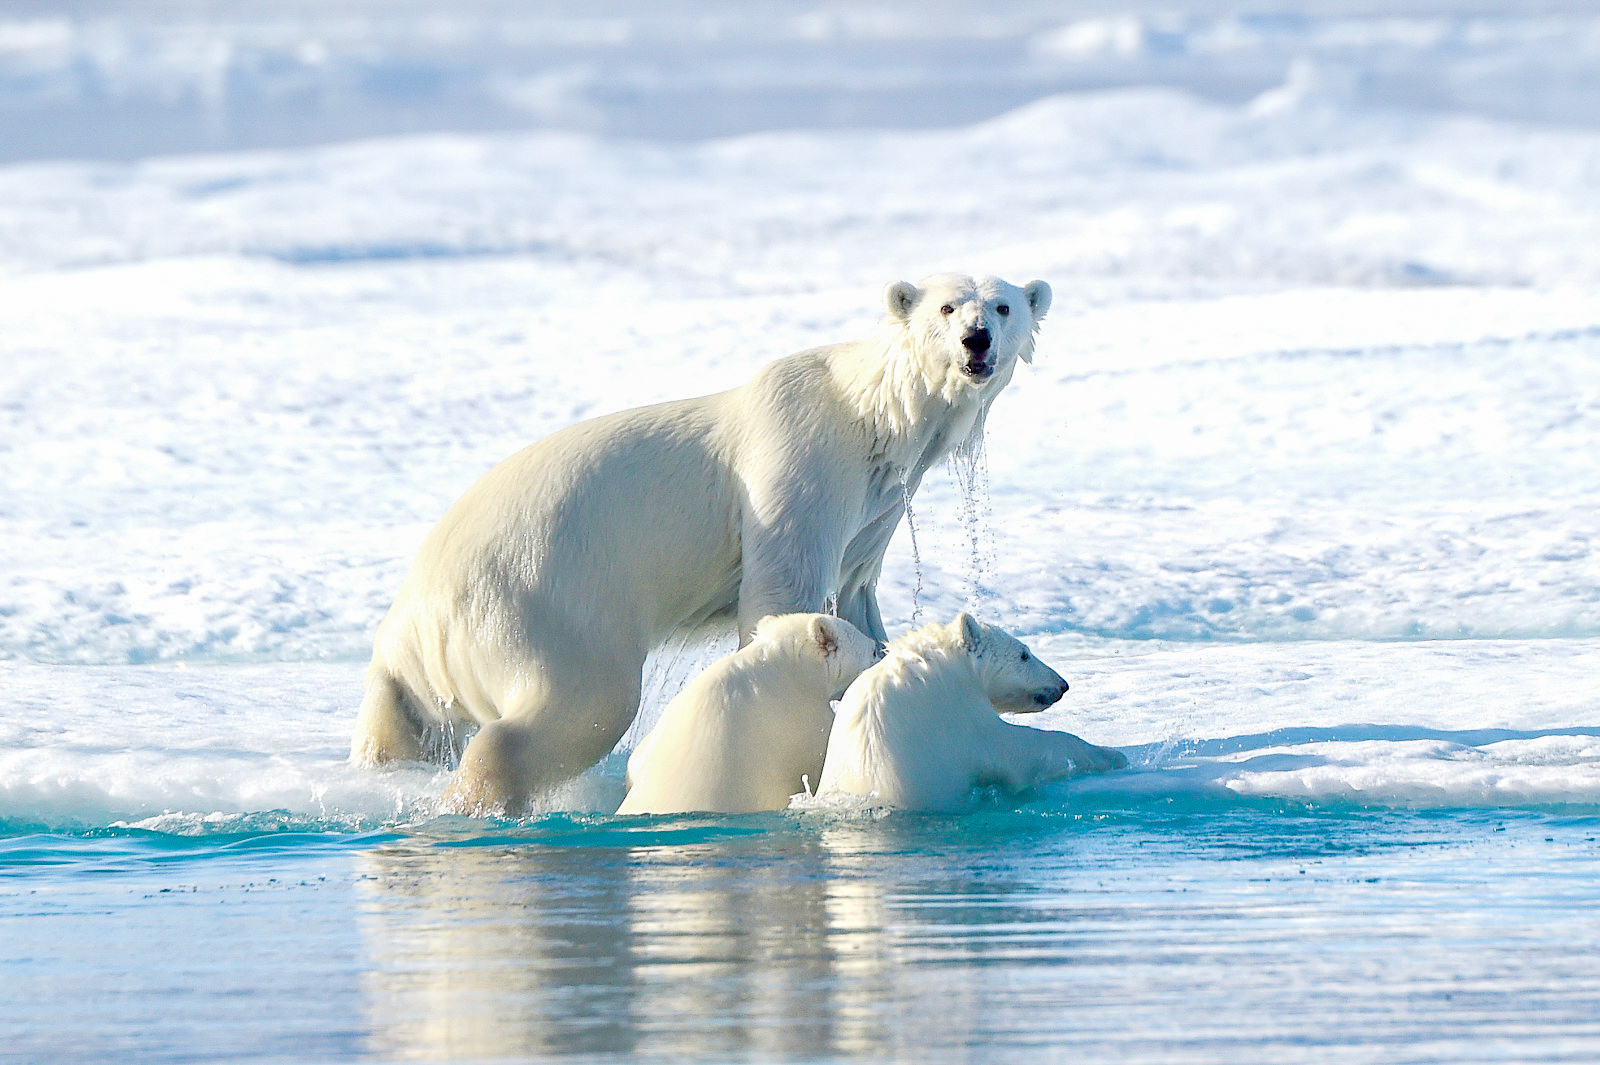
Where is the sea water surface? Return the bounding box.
[10,798,1600,1062]
[5,1,1600,1062]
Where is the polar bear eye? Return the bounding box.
[996,304,1010,316]
[939,303,955,315]
[1020,651,1030,661]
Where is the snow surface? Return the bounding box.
[1,0,1598,827]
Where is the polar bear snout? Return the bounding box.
[960,328,994,377]
[1032,680,1069,709]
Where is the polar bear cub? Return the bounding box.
[816,614,1126,810]
[617,613,878,815]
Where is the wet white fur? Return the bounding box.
[617,614,877,815]
[816,615,1126,811]
[350,274,1050,815]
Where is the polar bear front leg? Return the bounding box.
[1023,726,1129,783]
[736,518,844,645]
[986,723,1128,793]
[835,581,888,647]
[1072,737,1130,774]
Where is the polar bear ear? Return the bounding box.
[956,612,983,654]
[810,615,840,657]
[1023,280,1052,321]
[885,280,920,322]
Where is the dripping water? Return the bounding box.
[948,423,996,614]
[419,710,466,769]
[622,624,736,752]
[900,471,924,623]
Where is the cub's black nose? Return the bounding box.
[961,328,991,354]
[1033,681,1069,707]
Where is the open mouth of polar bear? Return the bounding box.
[962,357,994,379]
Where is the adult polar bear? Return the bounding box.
[352,273,1052,814]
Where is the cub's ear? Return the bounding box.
[885,280,920,321]
[956,612,982,654]
[1023,280,1051,321]
[810,615,840,657]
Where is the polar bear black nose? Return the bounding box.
[1033,681,1068,707]
[962,329,991,354]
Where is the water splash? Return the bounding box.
[419,713,465,769]
[622,626,737,753]
[947,426,996,614]
[900,471,924,624]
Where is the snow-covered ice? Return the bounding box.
[0,0,1597,827]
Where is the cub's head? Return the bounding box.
[949,612,1069,714]
[884,273,1052,392]
[753,613,879,697]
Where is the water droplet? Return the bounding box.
[900,470,924,623]
[947,422,995,613]
[624,627,737,752]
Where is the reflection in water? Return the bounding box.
[357,820,846,1060]
[623,828,864,1059]
[355,817,1032,1061]
[356,836,644,1059]
[354,810,1600,1062]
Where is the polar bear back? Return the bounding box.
[390,396,743,648]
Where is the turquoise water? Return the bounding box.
[8,798,1600,1064]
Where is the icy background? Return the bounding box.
[2,0,1599,828]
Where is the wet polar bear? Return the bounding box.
[815,615,1127,811]
[617,613,877,815]
[351,274,1052,815]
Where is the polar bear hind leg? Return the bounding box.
[350,670,429,765]
[441,642,647,816]
[350,669,478,767]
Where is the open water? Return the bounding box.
[9,803,1600,1063]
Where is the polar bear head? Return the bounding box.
[884,273,1052,391]
[752,612,880,698]
[950,612,1069,714]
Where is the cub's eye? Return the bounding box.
[996,304,1010,316]
[1020,651,1030,661]
[939,304,955,315]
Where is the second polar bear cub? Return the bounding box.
[816,614,1127,811]
[618,613,878,815]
